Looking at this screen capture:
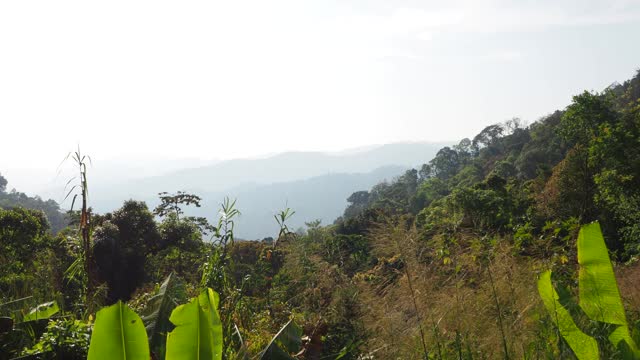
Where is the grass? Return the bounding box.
[357,222,552,359]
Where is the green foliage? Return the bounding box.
[23,301,60,322]
[537,270,599,360]
[87,301,149,360]
[110,200,162,253]
[4,70,640,360]
[0,207,54,299]
[577,223,638,356]
[141,273,186,360]
[165,288,223,360]
[0,174,68,233]
[92,221,146,303]
[259,319,302,360]
[538,222,640,359]
[154,191,203,220]
[23,318,92,360]
[322,234,371,275]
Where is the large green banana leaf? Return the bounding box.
[165,288,223,360]
[537,270,599,360]
[259,319,302,360]
[87,301,150,360]
[577,222,639,355]
[141,273,186,359]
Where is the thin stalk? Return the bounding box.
[403,262,429,359]
[487,262,510,360]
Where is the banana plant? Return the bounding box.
[538,222,640,359]
[259,319,303,360]
[141,273,186,360]
[87,301,149,360]
[86,286,302,360]
[165,288,223,360]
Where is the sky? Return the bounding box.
[1,0,640,192]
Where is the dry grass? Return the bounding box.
[616,260,640,327]
[356,221,554,359]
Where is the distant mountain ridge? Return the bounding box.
[117,142,450,194]
[85,142,448,214]
[30,142,448,237]
[195,165,408,239]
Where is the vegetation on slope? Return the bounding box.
[1,70,640,359]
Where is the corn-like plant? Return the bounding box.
[538,222,640,359]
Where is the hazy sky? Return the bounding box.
[1,0,640,183]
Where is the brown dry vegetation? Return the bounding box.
[353,221,578,359]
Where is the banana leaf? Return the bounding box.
[87,301,150,360]
[259,319,302,360]
[537,270,599,360]
[577,222,639,355]
[141,273,186,359]
[165,288,223,360]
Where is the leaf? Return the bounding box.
[22,301,60,322]
[141,273,186,360]
[87,301,150,360]
[578,222,640,354]
[165,288,223,360]
[259,319,303,360]
[538,270,599,360]
[578,222,626,324]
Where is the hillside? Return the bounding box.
[2,70,640,360]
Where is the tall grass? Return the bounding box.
[359,221,548,359]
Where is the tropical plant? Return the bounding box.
[141,273,186,360]
[85,286,301,360]
[165,288,223,360]
[87,300,149,360]
[538,222,640,359]
[259,319,302,360]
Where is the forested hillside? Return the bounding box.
[2,70,640,359]
[0,174,68,233]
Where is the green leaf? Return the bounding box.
[578,222,626,325]
[141,273,186,360]
[578,222,639,354]
[22,301,60,322]
[537,270,599,360]
[87,301,150,360]
[259,319,302,360]
[165,288,223,360]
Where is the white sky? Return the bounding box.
[1,0,640,188]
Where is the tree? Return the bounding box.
[430,147,460,180]
[472,124,504,151]
[0,173,7,193]
[418,163,433,182]
[111,200,161,253]
[154,191,203,220]
[93,222,146,303]
[0,207,49,262]
[559,91,617,148]
[90,201,164,302]
[557,92,618,221]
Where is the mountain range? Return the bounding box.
[34,142,448,238]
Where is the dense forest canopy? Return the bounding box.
[2,69,640,359]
